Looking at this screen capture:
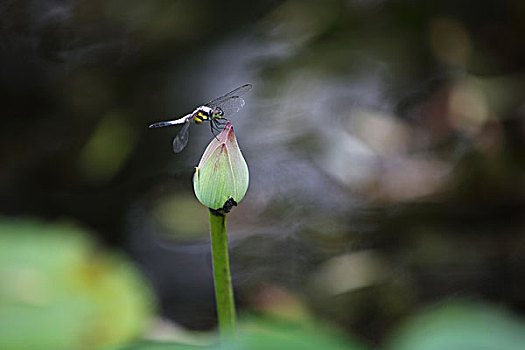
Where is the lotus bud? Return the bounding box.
[193,121,249,213]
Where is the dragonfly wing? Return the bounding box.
[149,114,191,128]
[172,121,191,153]
[215,96,245,116]
[205,84,252,108]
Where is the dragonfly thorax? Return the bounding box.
[192,106,214,124]
[192,105,225,124]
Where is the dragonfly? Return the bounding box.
[148,84,252,152]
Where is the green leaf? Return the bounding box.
[0,218,154,350]
[387,300,525,350]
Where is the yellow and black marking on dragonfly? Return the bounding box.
[148,83,251,153]
[193,111,208,124]
[192,106,224,124]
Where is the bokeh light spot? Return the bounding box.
[78,112,137,184]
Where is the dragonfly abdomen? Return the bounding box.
[148,121,176,128]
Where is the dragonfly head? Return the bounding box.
[212,107,224,119]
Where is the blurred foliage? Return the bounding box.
[387,300,525,350]
[151,193,209,240]
[78,112,138,184]
[0,218,154,350]
[108,342,205,350]
[228,316,366,350]
[113,300,525,350]
[111,315,368,350]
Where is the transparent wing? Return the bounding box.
[149,114,191,129]
[172,122,191,153]
[215,96,246,116]
[205,84,252,108]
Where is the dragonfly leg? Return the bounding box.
[213,119,227,133]
[211,120,220,141]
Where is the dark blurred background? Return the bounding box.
[1,0,525,349]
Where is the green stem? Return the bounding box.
[208,210,236,343]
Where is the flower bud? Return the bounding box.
[193,121,249,212]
